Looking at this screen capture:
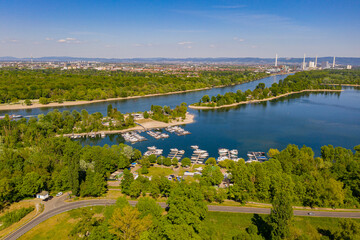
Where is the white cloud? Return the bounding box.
[177,41,193,45]
[45,37,53,41]
[233,37,245,42]
[209,44,216,48]
[57,38,81,44]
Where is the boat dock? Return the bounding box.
[122,131,147,143]
[167,148,185,160]
[146,130,169,139]
[217,148,240,162]
[247,151,268,162]
[190,146,208,164]
[144,146,163,156]
[165,126,191,136]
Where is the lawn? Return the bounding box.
[18,207,360,240]
[205,211,360,239]
[0,201,38,239]
[138,166,174,177]
[20,206,105,240]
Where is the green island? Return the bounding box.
[1,107,360,239]
[0,103,189,137]
[190,70,360,109]
[0,69,268,106]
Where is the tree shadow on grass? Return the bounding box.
[251,214,271,240]
[317,228,334,240]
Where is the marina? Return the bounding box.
[190,146,209,164]
[3,75,359,159]
[165,126,191,136]
[146,130,170,139]
[144,146,163,156]
[217,148,240,162]
[167,148,185,160]
[247,152,268,162]
[122,131,147,143]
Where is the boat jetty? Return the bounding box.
[165,126,191,136]
[167,148,185,160]
[190,145,209,164]
[122,131,147,144]
[146,130,170,139]
[217,148,240,162]
[247,151,268,162]
[70,131,106,139]
[144,146,163,156]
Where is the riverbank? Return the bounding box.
[59,113,195,137]
[0,75,276,111]
[189,89,343,110]
[326,84,360,87]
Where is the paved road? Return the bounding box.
[3,200,360,240]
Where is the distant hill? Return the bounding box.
[0,56,359,65]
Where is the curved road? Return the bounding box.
[3,199,360,240]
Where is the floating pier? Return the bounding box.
[122,131,147,143]
[191,148,208,164]
[144,146,163,156]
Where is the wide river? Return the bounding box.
[2,74,359,159]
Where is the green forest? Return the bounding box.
[193,70,360,107]
[0,69,267,104]
[1,106,360,211]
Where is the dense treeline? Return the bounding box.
[120,144,360,210]
[0,69,268,104]
[1,107,359,211]
[193,69,360,107]
[0,103,187,142]
[54,192,359,239]
[146,103,187,123]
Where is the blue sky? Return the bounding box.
[0,0,359,58]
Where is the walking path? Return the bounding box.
[3,196,360,240]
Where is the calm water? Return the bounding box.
[2,74,359,159]
[0,74,285,116]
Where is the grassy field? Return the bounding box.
[20,206,105,240]
[18,205,360,240]
[205,211,360,239]
[0,201,39,239]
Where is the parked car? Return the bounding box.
[56,192,63,197]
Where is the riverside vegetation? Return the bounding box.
[0,103,187,136]
[0,69,267,104]
[192,70,360,108]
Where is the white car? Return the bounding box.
[56,192,63,197]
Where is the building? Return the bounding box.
[347,65,352,69]
[321,61,330,69]
[36,191,49,200]
[309,61,315,68]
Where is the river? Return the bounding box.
[2,74,359,159]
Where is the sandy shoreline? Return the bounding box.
[59,113,195,137]
[325,84,360,87]
[0,76,277,111]
[189,89,343,110]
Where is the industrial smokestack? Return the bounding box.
[302,54,306,70]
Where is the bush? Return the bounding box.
[163,158,172,167]
[24,99,32,106]
[181,158,191,167]
[0,207,35,230]
[39,97,50,105]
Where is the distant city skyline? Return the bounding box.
[1,0,359,58]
